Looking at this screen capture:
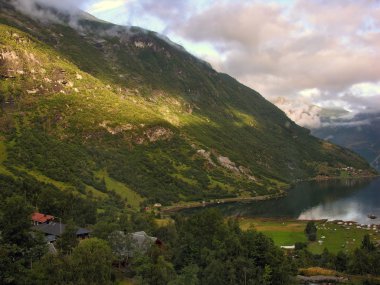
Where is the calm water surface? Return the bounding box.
[186,178,380,224]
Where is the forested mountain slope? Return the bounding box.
[0,0,374,206]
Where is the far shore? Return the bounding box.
[161,174,379,214]
[308,173,379,182]
[161,192,287,213]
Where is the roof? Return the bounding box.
[32,213,54,223]
[34,223,90,237]
[45,235,57,243]
[131,231,157,248]
[76,228,91,235]
[34,223,66,236]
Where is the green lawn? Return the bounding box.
[85,185,108,200]
[239,218,308,246]
[96,170,144,209]
[238,218,380,254]
[308,222,380,254]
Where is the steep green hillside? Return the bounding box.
[0,1,374,207]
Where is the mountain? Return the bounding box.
[0,0,375,207]
[312,112,380,171]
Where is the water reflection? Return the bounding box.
[183,178,380,224]
[298,178,380,224]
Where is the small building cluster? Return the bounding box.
[31,212,91,245]
[31,212,162,260]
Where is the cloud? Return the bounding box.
[272,97,322,129]
[10,0,380,126]
[105,0,380,121]
[87,0,126,14]
[10,0,92,25]
[321,119,371,128]
[12,0,89,14]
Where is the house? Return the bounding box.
[131,231,162,248]
[280,245,295,250]
[33,222,91,243]
[127,231,162,257]
[31,212,54,225]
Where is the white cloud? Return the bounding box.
[349,82,380,98]
[108,0,380,116]
[88,0,126,13]
[272,97,322,129]
[299,88,321,100]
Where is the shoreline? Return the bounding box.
[161,192,287,213]
[233,216,380,227]
[161,175,379,214]
[308,173,379,182]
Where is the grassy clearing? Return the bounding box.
[155,218,173,227]
[85,185,108,200]
[96,170,144,209]
[117,280,135,285]
[16,166,72,191]
[238,218,380,254]
[299,267,380,284]
[308,222,380,254]
[299,267,340,277]
[239,218,308,246]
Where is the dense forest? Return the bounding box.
[0,176,294,284]
[1,174,380,285]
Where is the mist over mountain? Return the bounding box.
[272,97,380,171]
[313,112,380,171]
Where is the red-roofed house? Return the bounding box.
[32,213,54,225]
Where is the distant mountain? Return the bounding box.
[312,112,380,171]
[272,97,380,172]
[0,0,374,207]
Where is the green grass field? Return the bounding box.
[238,218,380,254]
[96,170,144,209]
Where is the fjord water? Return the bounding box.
[197,178,380,224]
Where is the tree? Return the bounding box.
[28,253,73,285]
[108,230,133,267]
[0,195,46,284]
[349,248,371,275]
[335,251,348,272]
[202,259,226,285]
[92,220,120,240]
[320,248,334,268]
[0,195,33,246]
[361,234,375,252]
[151,255,176,285]
[168,264,199,285]
[71,238,113,285]
[56,222,78,255]
[294,242,307,251]
[305,221,317,241]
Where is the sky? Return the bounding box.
[13,0,380,128]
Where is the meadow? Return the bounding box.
[237,218,380,254]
